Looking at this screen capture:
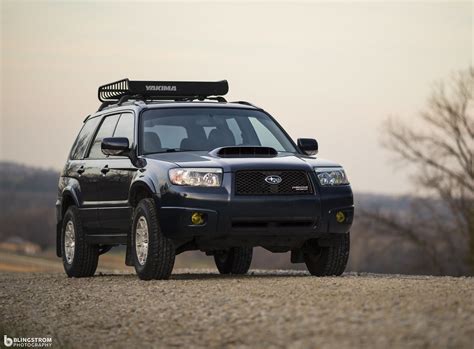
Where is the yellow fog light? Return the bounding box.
[335,211,346,223]
[191,212,205,225]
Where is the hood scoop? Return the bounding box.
[210,146,278,158]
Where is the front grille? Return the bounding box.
[235,170,313,195]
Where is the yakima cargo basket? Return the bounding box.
[98,79,228,102]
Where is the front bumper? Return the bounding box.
[158,183,354,246]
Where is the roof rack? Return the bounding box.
[97,78,229,111]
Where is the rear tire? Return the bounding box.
[61,206,99,278]
[214,247,252,274]
[304,233,350,276]
[131,198,175,280]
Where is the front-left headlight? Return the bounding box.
[169,168,223,187]
[315,167,349,186]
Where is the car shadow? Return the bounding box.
[93,270,350,280]
[171,272,310,280]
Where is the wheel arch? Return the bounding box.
[129,179,159,208]
[56,188,80,257]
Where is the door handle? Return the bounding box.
[101,165,110,175]
[77,166,85,175]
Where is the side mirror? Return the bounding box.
[101,137,130,156]
[297,138,318,156]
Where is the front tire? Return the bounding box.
[304,233,350,276]
[131,198,175,280]
[214,247,252,274]
[61,206,99,277]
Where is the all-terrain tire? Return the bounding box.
[61,206,99,277]
[214,247,252,274]
[131,198,175,280]
[304,233,350,276]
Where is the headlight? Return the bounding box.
[315,167,349,186]
[169,168,222,187]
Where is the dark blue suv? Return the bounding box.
[56,79,353,280]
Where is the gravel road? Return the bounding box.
[1,270,473,349]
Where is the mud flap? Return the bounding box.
[56,222,62,257]
[125,231,133,266]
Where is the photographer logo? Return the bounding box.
[3,334,52,347]
[4,335,12,347]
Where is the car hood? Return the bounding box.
[145,151,341,172]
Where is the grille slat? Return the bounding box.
[235,170,312,195]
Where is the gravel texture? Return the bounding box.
[0,270,473,349]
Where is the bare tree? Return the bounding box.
[364,67,474,275]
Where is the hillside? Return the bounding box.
[0,162,59,248]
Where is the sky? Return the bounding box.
[1,0,472,194]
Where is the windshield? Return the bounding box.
[139,107,297,154]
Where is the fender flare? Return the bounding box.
[128,178,159,208]
[60,187,81,213]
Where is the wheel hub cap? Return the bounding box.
[135,216,149,266]
[64,220,75,264]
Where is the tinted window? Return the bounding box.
[70,117,100,160]
[113,113,134,142]
[249,117,285,151]
[87,114,120,159]
[226,118,243,145]
[142,125,188,153]
[203,126,216,137]
[140,108,296,154]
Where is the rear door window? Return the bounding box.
[70,117,101,160]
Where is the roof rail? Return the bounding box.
[98,78,228,102]
[231,100,258,108]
